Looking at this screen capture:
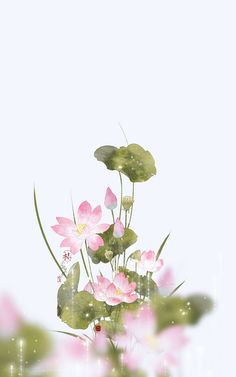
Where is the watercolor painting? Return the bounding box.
[1,1,235,376]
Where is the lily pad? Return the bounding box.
[88,225,137,264]
[151,294,213,331]
[94,144,157,182]
[61,291,109,330]
[0,324,52,367]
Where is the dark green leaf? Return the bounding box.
[88,226,137,264]
[57,262,80,317]
[94,144,157,183]
[61,291,109,329]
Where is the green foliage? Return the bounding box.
[129,249,141,261]
[88,225,137,264]
[120,268,158,298]
[152,294,213,331]
[0,324,52,377]
[57,262,80,317]
[94,144,157,182]
[57,262,110,329]
[61,291,109,329]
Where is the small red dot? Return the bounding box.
[95,324,101,332]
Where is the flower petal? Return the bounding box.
[56,217,75,226]
[60,237,82,254]
[93,223,110,234]
[113,272,128,290]
[51,217,76,237]
[84,282,95,294]
[106,297,122,306]
[87,234,104,251]
[77,201,92,223]
[97,276,111,289]
[89,205,102,224]
[123,293,138,304]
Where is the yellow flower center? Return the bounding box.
[146,335,157,348]
[76,223,87,235]
[115,288,123,296]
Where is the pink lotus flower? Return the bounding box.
[116,305,188,377]
[154,267,175,296]
[52,201,110,254]
[0,294,22,337]
[113,218,125,238]
[84,272,138,306]
[138,250,164,275]
[104,187,117,210]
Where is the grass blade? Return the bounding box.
[169,280,185,296]
[34,187,67,278]
[156,233,170,260]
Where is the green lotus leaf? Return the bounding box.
[61,291,109,330]
[57,262,80,317]
[0,324,52,368]
[185,294,214,324]
[152,294,213,331]
[88,225,137,264]
[94,144,157,182]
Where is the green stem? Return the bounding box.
[125,210,128,228]
[34,187,67,278]
[169,280,185,296]
[127,183,135,228]
[111,209,115,224]
[86,246,94,283]
[110,261,114,272]
[118,172,123,219]
[80,249,90,278]
[123,251,126,267]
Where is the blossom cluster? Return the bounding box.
[34,142,212,377]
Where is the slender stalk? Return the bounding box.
[127,183,135,228]
[110,261,114,272]
[169,280,185,296]
[111,210,115,224]
[50,330,83,339]
[118,172,123,219]
[125,210,128,228]
[80,249,90,278]
[34,187,67,278]
[86,247,94,283]
[70,195,77,224]
[123,251,126,267]
[119,123,129,145]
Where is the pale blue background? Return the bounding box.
[0,1,235,376]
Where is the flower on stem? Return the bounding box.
[138,250,164,275]
[122,196,134,211]
[104,187,117,210]
[52,201,109,254]
[84,272,138,306]
[113,218,124,238]
[154,267,176,295]
[115,305,188,376]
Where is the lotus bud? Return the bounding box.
[105,250,113,261]
[129,250,141,261]
[122,196,134,211]
[104,187,117,210]
[113,218,125,238]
